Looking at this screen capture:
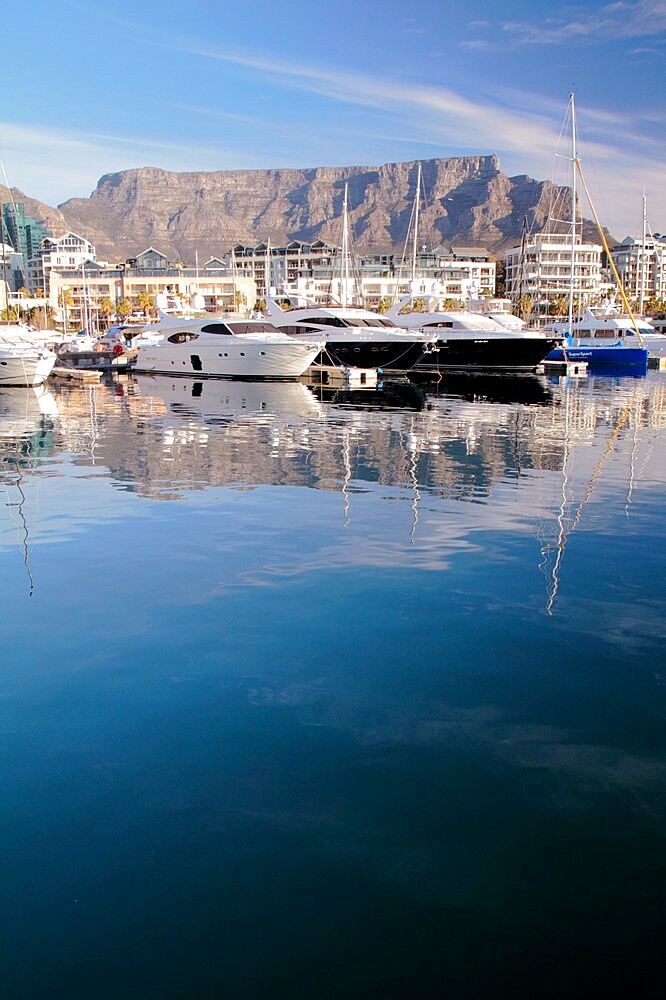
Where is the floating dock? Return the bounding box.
[51,367,103,383]
[302,364,379,388]
[537,359,589,377]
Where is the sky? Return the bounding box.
[2,0,665,239]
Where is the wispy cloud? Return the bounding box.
[501,0,666,46]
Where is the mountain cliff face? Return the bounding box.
[52,156,564,263]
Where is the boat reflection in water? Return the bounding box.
[0,386,60,596]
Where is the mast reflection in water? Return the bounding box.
[1,370,665,998]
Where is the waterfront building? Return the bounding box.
[1,203,51,288]
[232,241,496,307]
[504,232,605,318]
[608,235,666,307]
[43,240,500,333]
[29,232,97,296]
[47,249,256,333]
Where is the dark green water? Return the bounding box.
[1,371,664,998]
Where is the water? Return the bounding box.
[1,370,665,998]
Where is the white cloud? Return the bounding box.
[501,0,666,46]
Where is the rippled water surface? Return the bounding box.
[1,370,665,997]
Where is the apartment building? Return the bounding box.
[47,247,256,333]
[505,231,605,315]
[609,235,666,305]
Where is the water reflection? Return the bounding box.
[0,386,59,595]
[0,372,665,610]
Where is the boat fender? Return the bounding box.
[95,343,106,352]
[112,343,124,355]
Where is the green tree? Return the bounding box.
[519,294,533,320]
[98,296,114,329]
[116,298,131,319]
[137,290,154,317]
[550,294,568,317]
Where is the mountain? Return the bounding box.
[5,156,606,263]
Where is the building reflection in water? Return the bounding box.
[1,371,665,609]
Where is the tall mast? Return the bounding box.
[639,190,647,315]
[342,181,350,307]
[411,163,422,282]
[568,92,577,336]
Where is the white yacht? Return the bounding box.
[265,296,438,371]
[385,297,557,372]
[133,315,324,380]
[0,324,57,386]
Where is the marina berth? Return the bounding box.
[0,324,57,387]
[265,296,439,372]
[132,315,324,380]
[384,296,558,372]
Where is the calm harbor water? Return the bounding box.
[1,369,665,998]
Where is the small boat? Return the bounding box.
[0,324,57,387]
[543,303,666,361]
[543,308,656,366]
[133,315,324,380]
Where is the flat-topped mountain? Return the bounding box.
[6,156,603,263]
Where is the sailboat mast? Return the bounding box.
[342,181,350,308]
[411,163,422,282]
[568,93,577,336]
[639,190,647,315]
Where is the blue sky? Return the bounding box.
[2,0,665,238]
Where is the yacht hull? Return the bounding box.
[322,339,433,371]
[134,340,323,380]
[545,344,649,367]
[0,352,57,387]
[412,336,558,372]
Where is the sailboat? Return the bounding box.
[542,95,649,370]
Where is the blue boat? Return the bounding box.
[544,337,649,368]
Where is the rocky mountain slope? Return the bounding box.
[5,156,599,263]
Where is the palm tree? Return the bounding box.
[137,290,154,318]
[550,294,568,317]
[99,296,114,329]
[519,294,533,321]
[116,298,132,319]
[60,288,73,335]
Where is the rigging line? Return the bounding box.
[5,445,35,597]
[546,390,635,615]
[625,395,640,518]
[575,160,646,348]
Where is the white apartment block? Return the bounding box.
[505,232,605,313]
[234,241,496,308]
[609,236,666,304]
[47,248,256,333]
[28,232,97,294]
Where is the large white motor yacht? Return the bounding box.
[0,324,57,386]
[265,296,438,372]
[133,316,324,380]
